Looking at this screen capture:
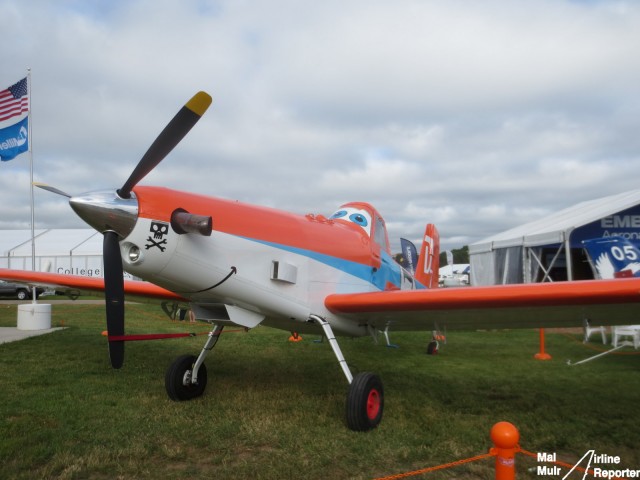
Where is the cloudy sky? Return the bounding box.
[1,0,639,251]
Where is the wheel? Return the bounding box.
[16,289,29,300]
[165,355,208,401]
[427,340,438,355]
[346,372,384,431]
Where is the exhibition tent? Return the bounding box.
[469,189,640,285]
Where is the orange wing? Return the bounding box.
[0,268,185,302]
[325,278,640,330]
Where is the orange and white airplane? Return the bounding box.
[3,91,640,431]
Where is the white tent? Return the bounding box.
[469,190,640,285]
[1,229,104,277]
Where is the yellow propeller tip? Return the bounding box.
[186,91,212,116]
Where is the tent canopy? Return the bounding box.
[469,189,640,285]
[470,189,640,254]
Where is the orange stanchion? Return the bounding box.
[534,328,552,360]
[490,421,520,480]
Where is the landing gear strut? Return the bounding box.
[310,314,384,431]
[165,323,224,401]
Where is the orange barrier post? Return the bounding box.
[534,328,552,360]
[490,422,520,480]
[288,332,303,342]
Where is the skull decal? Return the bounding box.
[145,221,170,252]
[150,221,169,239]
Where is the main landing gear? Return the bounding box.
[164,316,383,431]
[309,314,384,431]
[165,323,224,401]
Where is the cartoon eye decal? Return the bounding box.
[330,206,373,236]
[349,213,368,227]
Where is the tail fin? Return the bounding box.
[415,224,440,288]
[583,237,640,279]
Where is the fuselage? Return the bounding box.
[116,186,421,335]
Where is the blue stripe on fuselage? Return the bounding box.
[245,237,415,291]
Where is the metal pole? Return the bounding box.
[27,68,37,303]
[565,229,574,281]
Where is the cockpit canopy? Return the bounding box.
[330,202,391,254]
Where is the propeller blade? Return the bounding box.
[33,182,72,198]
[118,91,212,198]
[103,231,125,369]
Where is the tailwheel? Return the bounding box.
[165,354,208,401]
[346,372,384,431]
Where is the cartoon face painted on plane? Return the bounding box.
[330,206,373,237]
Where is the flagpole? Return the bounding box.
[27,68,36,303]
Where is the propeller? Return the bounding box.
[37,91,213,369]
[105,91,212,368]
[118,91,212,199]
[32,182,71,198]
[103,230,125,368]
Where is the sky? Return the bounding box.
[1,0,640,252]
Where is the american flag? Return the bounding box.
[0,77,29,123]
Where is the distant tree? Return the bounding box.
[439,245,469,266]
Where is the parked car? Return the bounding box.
[0,280,45,300]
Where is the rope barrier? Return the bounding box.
[373,452,495,480]
[106,328,248,342]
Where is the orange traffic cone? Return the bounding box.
[288,332,303,342]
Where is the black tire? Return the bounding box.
[16,289,29,301]
[165,355,208,401]
[346,372,384,431]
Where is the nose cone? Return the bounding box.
[69,190,139,238]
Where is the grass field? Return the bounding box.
[1,301,639,479]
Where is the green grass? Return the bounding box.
[1,302,639,479]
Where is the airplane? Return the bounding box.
[3,90,640,431]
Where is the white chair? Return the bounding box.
[612,326,640,349]
[583,320,607,344]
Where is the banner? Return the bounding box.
[399,238,418,273]
[446,250,453,266]
[0,116,29,161]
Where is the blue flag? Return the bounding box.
[399,238,418,274]
[0,116,29,161]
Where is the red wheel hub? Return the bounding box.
[366,388,381,420]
